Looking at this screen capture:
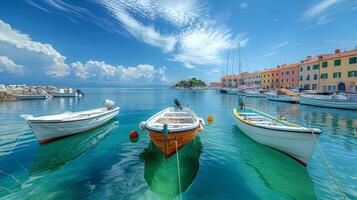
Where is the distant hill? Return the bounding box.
[174,78,207,88]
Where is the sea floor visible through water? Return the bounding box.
[0,88,356,200]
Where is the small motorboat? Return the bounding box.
[266,89,299,103]
[300,94,357,110]
[53,88,83,97]
[139,99,205,157]
[244,90,266,98]
[232,106,321,166]
[21,99,119,144]
[14,93,48,100]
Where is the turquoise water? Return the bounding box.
[0,88,356,200]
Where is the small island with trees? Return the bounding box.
[173,77,208,89]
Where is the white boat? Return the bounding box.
[21,99,119,144]
[14,93,48,100]
[245,90,266,98]
[139,100,204,157]
[232,107,321,166]
[266,92,299,103]
[53,92,78,97]
[300,94,357,110]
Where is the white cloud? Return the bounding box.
[172,29,248,68]
[96,0,247,68]
[263,51,278,57]
[0,56,24,75]
[99,0,177,52]
[240,2,249,9]
[71,60,167,82]
[301,0,356,27]
[270,41,289,51]
[0,19,70,77]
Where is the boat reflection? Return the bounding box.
[141,136,202,200]
[234,127,316,200]
[29,120,118,175]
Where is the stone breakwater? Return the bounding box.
[0,85,63,101]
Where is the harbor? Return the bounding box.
[0,88,356,199]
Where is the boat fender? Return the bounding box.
[103,99,115,110]
[139,121,146,131]
[198,118,205,131]
[207,115,214,123]
[20,114,33,121]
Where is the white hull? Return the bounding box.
[232,108,320,166]
[245,92,266,98]
[300,95,357,110]
[53,92,77,97]
[23,107,119,143]
[266,94,298,103]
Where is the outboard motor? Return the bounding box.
[174,99,183,110]
[76,89,84,96]
[103,99,115,110]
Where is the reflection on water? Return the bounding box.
[233,126,316,200]
[141,136,202,200]
[30,120,119,175]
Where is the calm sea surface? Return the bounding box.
[0,88,356,200]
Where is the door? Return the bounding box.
[338,82,346,91]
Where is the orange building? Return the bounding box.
[277,64,299,89]
[261,68,279,90]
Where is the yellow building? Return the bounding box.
[319,49,357,92]
[261,68,278,90]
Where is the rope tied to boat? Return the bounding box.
[310,126,347,199]
[175,137,183,200]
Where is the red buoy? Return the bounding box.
[130,130,139,138]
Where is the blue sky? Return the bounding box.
[0,0,357,86]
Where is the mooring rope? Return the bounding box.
[310,127,347,199]
[175,138,183,200]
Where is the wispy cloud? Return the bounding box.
[263,51,278,57]
[301,0,357,27]
[270,40,289,51]
[27,0,247,69]
[240,2,249,9]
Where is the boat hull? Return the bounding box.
[300,95,357,110]
[28,108,119,144]
[148,127,199,157]
[267,94,298,103]
[245,93,266,98]
[53,93,77,97]
[233,111,317,166]
[15,95,47,100]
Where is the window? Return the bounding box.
[276,79,279,82]
[300,67,303,71]
[333,72,341,78]
[272,74,274,77]
[349,57,357,64]
[281,72,283,76]
[321,73,328,79]
[292,78,294,82]
[292,70,294,74]
[286,79,288,82]
[314,74,318,80]
[307,66,311,71]
[286,71,290,75]
[348,71,357,77]
[334,59,341,66]
[313,64,319,70]
[300,76,303,81]
[322,61,328,68]
[272,79,274,83]
[306,75,310,80]
[281,79,283,82]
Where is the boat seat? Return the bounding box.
[238,113,256,116]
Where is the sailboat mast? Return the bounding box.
[238,43,241,75]
[226,50,229,75]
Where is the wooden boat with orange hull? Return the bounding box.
[148,127,199,157]
[140,100,204,157]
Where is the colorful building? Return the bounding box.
[319,49,357,92]
[260,69,276,90]
[243,71,261,89]
[277,64,299,89]
[299,56,322,90]
[221,75,239,88]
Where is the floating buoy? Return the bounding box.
[207,115,214,123]
[130,130,139,138]
[129,130,139,143]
